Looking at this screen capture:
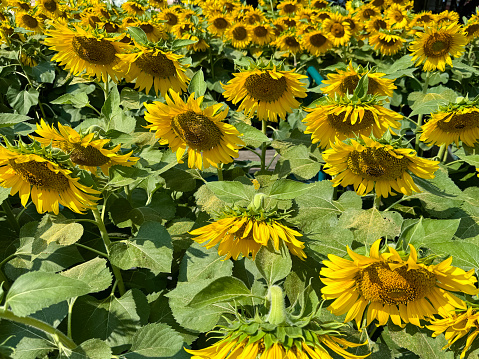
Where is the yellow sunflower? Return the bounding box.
[144,90,245,169]
[121,1,147,16]
[277,0,301,16]
[131,20,168,42]
[385,4,409,29]
[37,0,63,18]
[273,31,302,54]
[321,239,478,328]
[222,65,308,122]
[356,3,379,22]
[369,0,387,9]
[16,11,44,34]
[156,7,181,29]
[32,120,138,176]
[410,22,468,72]
[303,97,402,150]
[243,7,266,25]
[309,0,329,10]
[189,212,305,260]
[44,21,131,83]
[0,146,100,215]
[225,22,251,48]
[322,13,352,47]
[101,21,123,34]
[434,10,460,25]
[428,307,479,359]
[464,19,479,42]
[321,62,397,97]
[148,0,167,8]
[365,16,388,34]
[301,29,332,56]
[207,14,231,36]
[369,31,405,56]
[411,11,435,27]
[322,136,439,197]
[342,15,360,36]
[420,105,479,147]
[250,23,274,45]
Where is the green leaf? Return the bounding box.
[124,323,184,358]
[60,257,113,293]
[51,93,89,108]
[6,88,39,115]
[0,113,31,128]
[188,69,207,98]
[72,289,150,348]
[408,86,457,116]
[206,181,255,203]
[399,218,460,249]
[127,26,148,45]
[306,222,355,260]
[187,276,252,308]
[453,187,479,240]
[266,179,311,200]
[427,241,479,270]
[234,121,271,148]
[255,243,292,286]
[70,339,112,359]
[0,321,54,359]
[179,242,233,282]
[274,144,321,181]
[109,222,173,275]
[171,38,198,50]
[26,61,56,83]
[102,84,120,120]
[353,73,368,98]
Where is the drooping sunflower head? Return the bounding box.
[37,0,63,18]
[410,10,435,28]
[144,90,245,169]
[420,98,479,147]
[365,15,387,34]
[303,94,402,150]
[321,239,478,328]
[277,0,302,16]
[321,61,397,98]
[409,22,468,72]
[356,3,379,22]
[322,136,439,197]
[131,19,168,42]
[32,119,139,176]
[0,142,100,214]
[369,31,405,56]
[309,0,329,10]
[222,63,308,122]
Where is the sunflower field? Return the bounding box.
[1,0,479,357]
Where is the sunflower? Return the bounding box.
[189,35,210,52]
[37,0,63,18]
[16,11,44,34]
[243,7,266,25]
[222,65,308,122]
[365,16,388,34]
[301,29,332,56]
[321,62,396,98]
[410,22,467,72]
[156,6,181,29]
[277,0,301,16]
[464,19,479,42]
[369,0,386,9]
[420,105,479,147]
[356,3,379,22]
[102,21,123,34]
[271,18,286,36]
[225,22,251,48]
[434,10,460,25]
[148,0,167,8]
[309,0,329,10]
[322,136,439,197]
[121,1,147,16]
[0,146,100,215]
[81,11,103,29]
[144,90,245,169]
[273,30,302,54]
[369,31,405,56]
[132,20,168,42]
[342,15,360,36]
[321,239,478,328]
[207,14,231,36]
[428,307,479,359]
[44,21,130,83]
[190,211,305,260]
[322,13,352,47]
[32,120,138,176]
[409,11,434,29]
[385,4,409,29]
[250,23,274,45]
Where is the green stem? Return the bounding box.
[1,200,20,235]
[442,145,449,163]
[103,76,110,101]
[18,61,47,120]
[266,285,287,325]
[217,165,224,181]
[91,208,125,296]
[260,120,267,172]
[414,72,432,154]
[67,298,76,339]
[209,48,215,81]
[373,194,381,210]
[435,144,447,162]
[74,243,108,258]
[0,269,10,291]
[0,308,77,350]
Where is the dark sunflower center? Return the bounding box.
[0,13,6,21]
[232,26,247,40]
[437,112,479,132]
[43,0,57,12]
[22,14,39,29]
[393,11,404,22]
[247,14,261,24]
[69,144,110,167]
[372,0,385,6]
[254,26,268,37]
[88,16,101,26]
[330,23,345,37]
[347,147,410,180]
[283,18,296,27]
[9,160,70,192]
[244,72,287,102]
[213,17,228,29]
[317,13,331,20]
[285,36,300,47]
[72,36,117,65]
[417,14,432,22]
[283,4,297,13]
[362,8,376,19]
[103,23,120,33]
[310,33,327,47]
[135,52,176,78]
[100,9,110,19]
[356,262,436,305]
[423,33,453,57]
[273,24,284,36]
[129,4,143,12]
[234,222,255,241]
[171,111,223,151]
[344,18,356,30]
[379,37,400,47]
[18,2,31,10]
[224,2,234,12]
[374,19,387,30]
[465,24,479,37]
[312,0,327,9]
[165,12,178,26]
[139,24,154,33]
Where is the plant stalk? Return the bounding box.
[1,200,20,235]
[260,120,267,172]
[414,71,431,154]
[266,285,287,325]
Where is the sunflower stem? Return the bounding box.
[442,145,449,163]
[2,199,20,235]
[217,164,224,181]
[266,285,287,326]
[260,120,268,171]
[0,308,77,350]
[414,71,431,154]
[209,47,215,81]
[373,194,381,210]
[91,208,126,297]
[74,243,109,258]
[67,297,76,339]
[435,144,447,163]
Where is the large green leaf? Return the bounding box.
[69,339,112,359]
[234,121,270,148]
[0,113,31,128]
[51,93,89,108]
[188,69,206,98]
[124,323,184,358]
[188,276,252,308]
[255,244,292,286]
[206,181,255,203]
[399,218,461,249]
[266,179,311,200]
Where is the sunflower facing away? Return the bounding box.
[409,22,468,72]
[428,307,479,359]
[116,45,189,97]
[144,90,245,169]
[222,65,308,122]
[32,120,139,176]
[0,145,100,214]
[303,96,402,149]
[44,21,131,83]
[321,239,479,328]
[321,62,397,98]
[420,102,479,147]
[322,136,439,197]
